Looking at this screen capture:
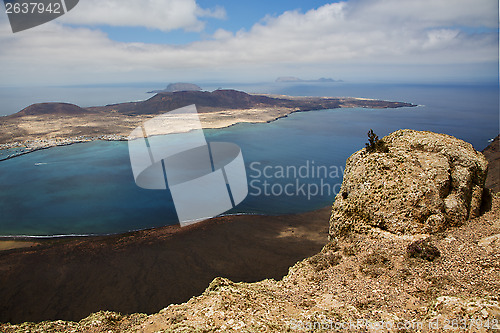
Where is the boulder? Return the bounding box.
[330,129,488,238]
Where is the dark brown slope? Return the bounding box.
[13,102,92,117]
[483,134,500,193]
[0,208,330,324]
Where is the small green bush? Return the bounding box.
[365,129,389,153]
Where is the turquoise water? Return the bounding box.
[0,109,360,236]
[0,83,498,236]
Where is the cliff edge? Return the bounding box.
[1,130,499,332]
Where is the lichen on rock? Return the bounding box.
[329,129,488,238]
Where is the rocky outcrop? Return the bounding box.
[330,129,488,238]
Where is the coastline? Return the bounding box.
[0,209,313,242]
[0,106,293,160]
[0,104,413,161]
[0,107,301,161]
[0,105,296,160]
[0,134,127,161]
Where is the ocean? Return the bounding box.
[0,82,498,236]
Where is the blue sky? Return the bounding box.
[0,0,498,86]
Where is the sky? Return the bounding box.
[0,0,498,86]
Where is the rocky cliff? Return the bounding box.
[1,130,499,332]
[330,129,489,238]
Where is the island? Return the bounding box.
[275,76,342,82]
[147,82,202,93]
[0,89,415,160]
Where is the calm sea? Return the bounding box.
[0,82,498,236]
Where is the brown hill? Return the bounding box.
[483,134,500,193]
[97,89,284,115]
[14,103,91,116]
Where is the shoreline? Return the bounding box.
[0,209,306,241]
[0,135,127,161]
[0,107,293,161]
[0,107,325,161]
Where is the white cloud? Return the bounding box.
[59,0,226,32]
[212,28,233,40]
[0,0,497,85]
[196,5,226,20]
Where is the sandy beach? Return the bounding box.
[0,240,39,251]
